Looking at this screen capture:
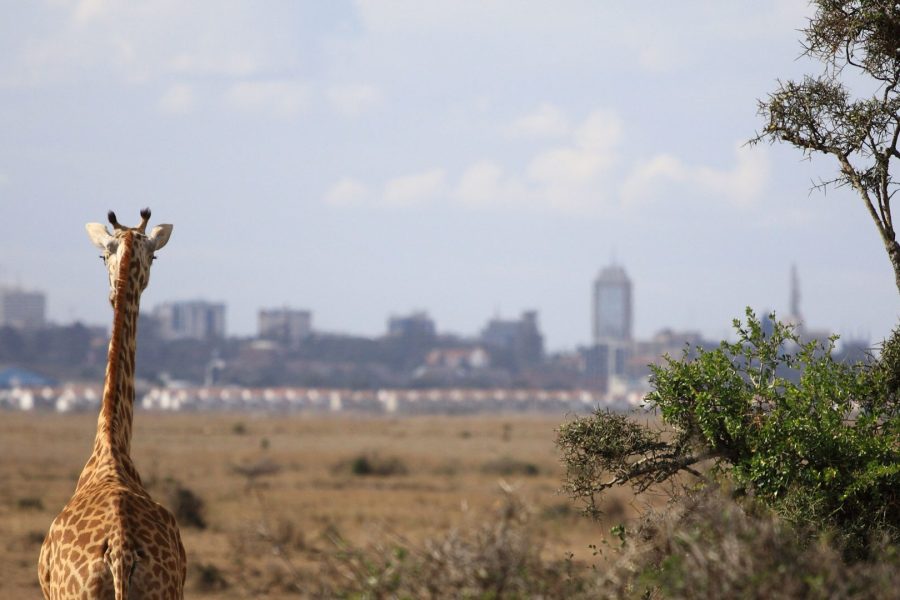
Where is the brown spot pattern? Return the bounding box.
[39,221,185,599]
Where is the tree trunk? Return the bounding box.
[887,238,900,298]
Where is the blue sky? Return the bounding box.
[0,0,896,350]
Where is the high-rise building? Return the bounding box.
[258,308,312,344]
[388,311,436,340]
[0,287,46,330]
[152,301,226,341]
[480,310,544,368]
[585,264,634,392]
[592,264,632,344]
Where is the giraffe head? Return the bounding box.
[85,208,173,306]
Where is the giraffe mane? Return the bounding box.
[100,230,133,429]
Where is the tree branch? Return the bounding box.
[838,154,889,238]
[600,449,722,493]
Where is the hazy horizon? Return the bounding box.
[1,1,897,351]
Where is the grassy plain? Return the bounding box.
[0,411,640,598]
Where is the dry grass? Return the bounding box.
[596,488,900,600]
[0,411,637,598]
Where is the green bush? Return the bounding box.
[558,310,900,558]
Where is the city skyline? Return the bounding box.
[0,261,869,353]
[0,2,896,351]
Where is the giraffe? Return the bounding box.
[39,209,186,600]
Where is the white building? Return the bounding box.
[258,307,312,344]
[153,301,226,341]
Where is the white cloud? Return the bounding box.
[325,169,446,208]
[523,109,622,191]
[352,1,603,38]
[452,109,625,215]
[507,104,569,138]
[455,161,529,208]
[225,80,311,118]
[384,169,446,207]
[158,83,195,115]
[325,108,625,216]
[527,147,610,187]
[621,144,770,207]
[520,109,623,213]
[324,178,371,206]
[637,44,683,72]
[323,109,770,219]
[327,84,383,117]
[0,2,303,87]
[73,0,110,24]
[574,109,623,152]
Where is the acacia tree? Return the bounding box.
[557,311,900,558]
[752,0,900,294]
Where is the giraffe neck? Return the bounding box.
[77,231,142,490]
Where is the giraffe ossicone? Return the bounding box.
[39,209,186,600]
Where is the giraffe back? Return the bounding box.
[39,480,186,599]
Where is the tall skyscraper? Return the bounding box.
[592,264,632,345]
[586,264,634,391]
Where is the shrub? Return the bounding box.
[318,489,595,599]
[599,488,900,600]
[24,530,46,546]
[558,310,900,558]
[228,482,601,598]
[231,458,282,484]
[16,497,43,510]
[541,502,576,520]
[156,478,207,530]
[190,562,229,592]
[333,453,409,477]
[481,456,540,477]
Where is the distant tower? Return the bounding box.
[784,264,807,337]
[790,264,801,320]
[592,264,632,345]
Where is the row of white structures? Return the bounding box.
[0,384,644,414]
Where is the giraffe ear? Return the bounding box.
[149,224,173,251]
[85,223,113,250]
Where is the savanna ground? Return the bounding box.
[0,411,644,598]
